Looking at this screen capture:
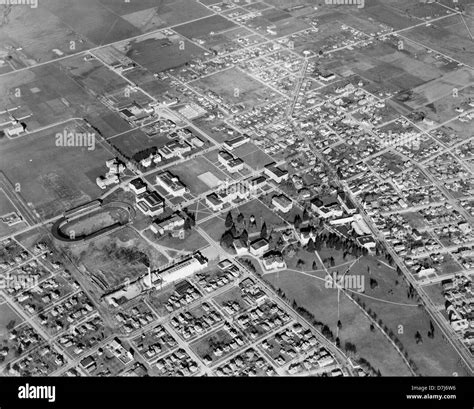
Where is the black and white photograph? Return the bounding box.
[0,0,472,408]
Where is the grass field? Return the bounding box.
[167,156,228,196]
[406,67,474,109]
[121,0,213,32]
[120,32,207,74]
[0,303,23,338]
[43,0,142,46]
[153,229,209,253]
[174,14,236,40]
[266,248,472,376]
[199,198,287,242]
[67,226,168,289]
[264,269,411,376]
[0,189,28,237]
[0,6,94,68]
[231,142,273,171]
[403,15,474,67]
[0,121,113,218]
[359,3,419,30]
[346,255,471,376]
[0,63,112,130]
[190,67,277,109]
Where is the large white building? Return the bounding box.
[136,191,165,216]
[150,214,185,235]
[104,253,208,306]
[128,178,147,195]
[223,134,250,151]
[156,171,186,197]
[264,162,289,183]
[218,150,245,173]
[148,253,208,287]
[249,238,270,257]
[272,194,293,213]
[205,181,250,211]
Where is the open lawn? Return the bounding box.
[231,142,273,171]
[347,255,471,376]
[264,269,411,376]
[154,229,209,253]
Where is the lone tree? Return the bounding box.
[225,212,233,229]
[337,320,342,330]
[302,208,309,222]
[294,214,302,229]
[369,278,378,290]
[260,222,267,239]
[240,229,249,245]
[184,217,194,231]
[427,320,435,339]
[415,331,423,344]
[237,213,245,224]
[220,231,234,249]
[306,239,316,253]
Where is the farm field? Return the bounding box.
[0,6,94,69]
[42,0,143,46]
[121,0,213,32]
[403,15,474,67]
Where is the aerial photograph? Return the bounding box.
[0,0,472,408]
